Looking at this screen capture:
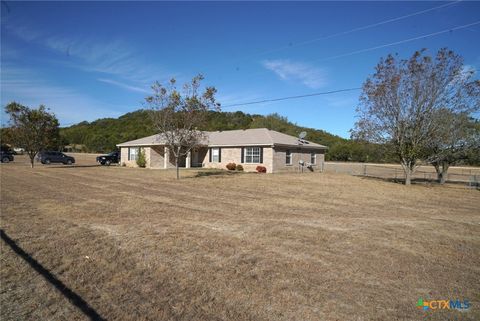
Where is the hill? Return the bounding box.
[59,109,393,162]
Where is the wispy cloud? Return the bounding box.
[262,59,327,89]
[3,22,166,85]
[1,65,126,126]
[97,78,150,94]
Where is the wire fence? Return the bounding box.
[323,162,480,188]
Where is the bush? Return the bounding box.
[136,148,146,168]
[256,165,267,173]
[235,164,244,171]
[226,162,236,170]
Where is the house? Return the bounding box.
[116,128,327,173]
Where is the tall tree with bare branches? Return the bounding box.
[352,48,480,185]
[145,75,220,179]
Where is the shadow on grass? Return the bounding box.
[0,229,106,321]
[193,170,243,178]
[356,175,440,185]
[43,164,102,169]
[356,175,478,188]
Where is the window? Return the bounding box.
[310,152,316,165]
[211,148,220,162]
[245,147,261,163]
[129,147,139,161]
[286,150,292,165]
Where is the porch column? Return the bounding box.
[186,151,191,169]
[164,146,169,169]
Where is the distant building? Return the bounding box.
[116,128,327,173]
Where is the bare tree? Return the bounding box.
[352,48,480,185]
[426,110,479,184]
[5,102,60,168]
[145,75,220,179]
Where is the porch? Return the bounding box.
[148,146,207,169]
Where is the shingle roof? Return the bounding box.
[116,134,162,147]
[116,128,327,149]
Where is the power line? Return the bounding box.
[199,1,462,73]
[315,20,480,62]
[245,20,480,80]
[223,20,479,109]
[241,0,463,60]
[222,87,361,108]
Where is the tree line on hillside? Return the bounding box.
[53,109,398,162]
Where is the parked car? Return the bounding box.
[0,150,14,163]
[96,151,120,166]
[37,151,75,165]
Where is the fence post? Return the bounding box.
[468,175,477,188]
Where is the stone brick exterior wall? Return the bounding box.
[148,146,175,169]
[121,146,185,169]
[272,147,325,173]
[121,145,325,173]
[202,146,273,173]
[120,147,138,167]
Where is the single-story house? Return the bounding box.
[116,128,327,173]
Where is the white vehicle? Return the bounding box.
[13,147,25,155]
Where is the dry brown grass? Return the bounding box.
[1,155,479,321]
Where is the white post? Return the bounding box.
[186,151,191,169]
[164,146,169,169]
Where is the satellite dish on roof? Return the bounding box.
[299,131,307,139]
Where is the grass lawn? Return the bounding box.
[1,156,479,320]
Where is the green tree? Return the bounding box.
[426,111,480,184]
[0,127,15,148]
[136,148,147,168]
[5,102,60,168]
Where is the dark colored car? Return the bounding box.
[37,151,75,165]
[96,151,120,166]
[0,150,14,163]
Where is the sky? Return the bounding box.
[1,1,480,138]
